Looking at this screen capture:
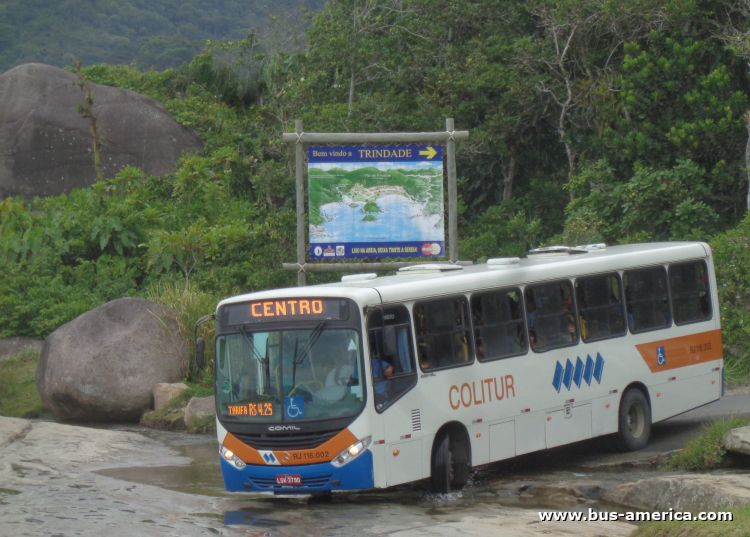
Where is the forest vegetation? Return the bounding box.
[0,0,324,72]
[3,0,750,381]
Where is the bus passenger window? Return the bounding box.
[367,305,417,412]
[414,297,472,370]
[624,267,671,333]
[575,274,626,342]
[525,281,578,352]
[471,288,527,361]
[669,262,712,324]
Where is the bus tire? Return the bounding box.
[429,433,452,494]
[612,388,651,452]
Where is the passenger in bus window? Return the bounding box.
[475,337,485,360]
[418,344,434,370]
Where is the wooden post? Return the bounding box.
[295,119,307,287]
[446,118,458,263]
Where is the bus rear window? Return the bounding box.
[669,261,712,324]
[471,288,526,361]
[624,267,671,333]
[575,274,626,342]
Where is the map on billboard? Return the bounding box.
[308,145,445,259]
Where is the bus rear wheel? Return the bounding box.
[612,388,651,451]
[429,433,453,494]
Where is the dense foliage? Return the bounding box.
[0,0,324,72]
[4,0,750,376]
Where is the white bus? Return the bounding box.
[203,242,723,494]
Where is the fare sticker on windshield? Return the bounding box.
[226,403,274,417]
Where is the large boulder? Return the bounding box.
[153,382,189,411]
[36,297,189,421]
[604,474,750,512]
[0,63,203,199]
[723,426,750,456]
[184,396,216,430]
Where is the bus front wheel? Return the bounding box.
[429,433,452,493]
[613,388,651,451]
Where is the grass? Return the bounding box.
[632,506,750,536]
[667,417,750,471]
[724,353,750,383]
[145,281,219,386]
[0,348,47,418]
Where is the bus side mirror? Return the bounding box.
[382,325,398,357]
[195,337,206,369]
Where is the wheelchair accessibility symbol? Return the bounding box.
[285,396,305,420]
[656,346,666,366]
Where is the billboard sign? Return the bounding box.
[308,145,445,259]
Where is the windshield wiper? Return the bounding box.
[290,322,326,390]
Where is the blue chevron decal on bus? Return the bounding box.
[562,358,574,390]
[593,353,605,384]
[552,361,564,392]
[583,355,594,385]
[573,357,584,388]
[553,354,604,391]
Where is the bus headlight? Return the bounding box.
[331,436,371,467]
[220,446,246,469]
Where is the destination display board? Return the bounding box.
[308,145,445,259]
[222,298,350,325]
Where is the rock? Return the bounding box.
[153,382,189,411]
[604,474,750,512]
[36,297,188,421]
[0,337,43,361]
[723,426,750,456]
[184,396,216,429]
[0,63,203,200]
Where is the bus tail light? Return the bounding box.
[220,446,246,469]
[331,437,372,467]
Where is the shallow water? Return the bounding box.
[93,426,669,533]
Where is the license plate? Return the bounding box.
[276,474,302,485]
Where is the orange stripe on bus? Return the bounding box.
[636,329,722,373]
[223,428,359,466]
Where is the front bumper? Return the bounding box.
[221,450,374,492]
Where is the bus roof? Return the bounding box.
[218,242,710,308]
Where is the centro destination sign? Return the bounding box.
[222,298,350,324]
[308,144,445,259]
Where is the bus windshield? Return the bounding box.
[215,326,365,423]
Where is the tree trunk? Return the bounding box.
[745,111,750,213]
[502,157,516,201]
[348,62,356,114]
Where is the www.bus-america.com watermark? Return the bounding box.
[539,508,732,522]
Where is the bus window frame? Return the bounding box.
[667,260,713,326]
[574,272,628,344]
[413,295,475,372]
[623,265,673,335]
[470,287,528,363]
[366,304,418,414]
[525,279,580,354]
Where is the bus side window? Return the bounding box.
[471,288,527,361]
[525,281,578,352]
[669,261,712,324]
[367,305,417,413]
[414,297,472,370]
[575,274,626,342]
[624,267,671,333]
